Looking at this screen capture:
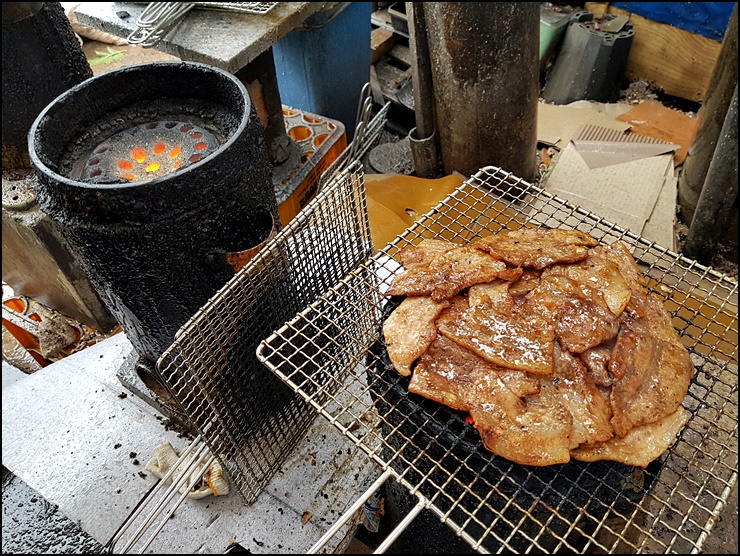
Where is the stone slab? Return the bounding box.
[2,334,381,553]
[74,2,336,74]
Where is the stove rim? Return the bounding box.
[27,61,252,191]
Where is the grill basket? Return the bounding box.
[157,163,374,504]
[257,165,738,553]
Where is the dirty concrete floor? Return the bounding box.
[2,467,103,554]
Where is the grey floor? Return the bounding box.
[2,466,104,554]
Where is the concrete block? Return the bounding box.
[2,179,116,332]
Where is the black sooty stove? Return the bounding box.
[29,61,279,383]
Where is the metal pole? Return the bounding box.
[407,2,440,178]
[422,2,539,181]
[683,83,738,263]
[678,4,737,225]
[236,47,293,165]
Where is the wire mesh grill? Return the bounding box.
[191,2,279,14]
[318,101,391,192]
[157,163,373,504]
[257,166,738,554]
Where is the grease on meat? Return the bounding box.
[571,407,689,467]
[475,228,599,269]
[387,244,522,302]
[382,295,449,377]
[608,294,694,437]
[437,285,556,375]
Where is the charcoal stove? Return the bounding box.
[257,166,738,554]
[29,61,278,404]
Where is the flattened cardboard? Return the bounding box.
[615,100,699,166]
[642,172,678,250]
[572,124,679,169]
[537,101,632,148]
[543,141,674,235]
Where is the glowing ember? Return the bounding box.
[131,147,147,163]
[80,120,219,183]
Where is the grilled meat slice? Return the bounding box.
[437,285,555,375]
[409,334,540,412]
[549,343,613,447]
[526,260,622,354]
[597,241,648,315]
[571,407,689,467]
[382,295,449,377]
[508,268,542,297]
[398,239,456,269]
[475,228,598,270]
[578,341,616,387]
[609,294,693,437]
[469,371,573,467]
[387,244,521,302]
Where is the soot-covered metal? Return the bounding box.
[30,61,279,369]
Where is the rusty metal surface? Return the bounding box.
[258,165,738,553]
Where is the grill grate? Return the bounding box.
[257,166,738,553]
[191,2,279,14]
[156,163,374,504]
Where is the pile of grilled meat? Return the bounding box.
[382,228,693,467]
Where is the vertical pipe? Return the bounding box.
[408,2,435,139]
[423,2,539,181]
[407,1,440,178]
[678,4,737,225]
[683,84,738,264]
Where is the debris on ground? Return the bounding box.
[619,79,662,104]
[2,282,120,373]
[146,442,229,499]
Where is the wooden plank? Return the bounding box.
[584,2,609,19]
[387,43,413,68]
[371,27,397,64]
[587,5,721,101]
[374,60,414,109]
[371,8,394,30]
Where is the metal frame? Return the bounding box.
[157,162,374,505]
[257,165,738,554]
[127,2,279,47]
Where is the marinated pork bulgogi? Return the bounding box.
[381,228,694,467]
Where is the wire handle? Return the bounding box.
[105,434,218,554]
[127,2,194,47]
[307,468,427,554]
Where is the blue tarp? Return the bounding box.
[612,2,735,41]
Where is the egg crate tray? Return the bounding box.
[257,165,738,553]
